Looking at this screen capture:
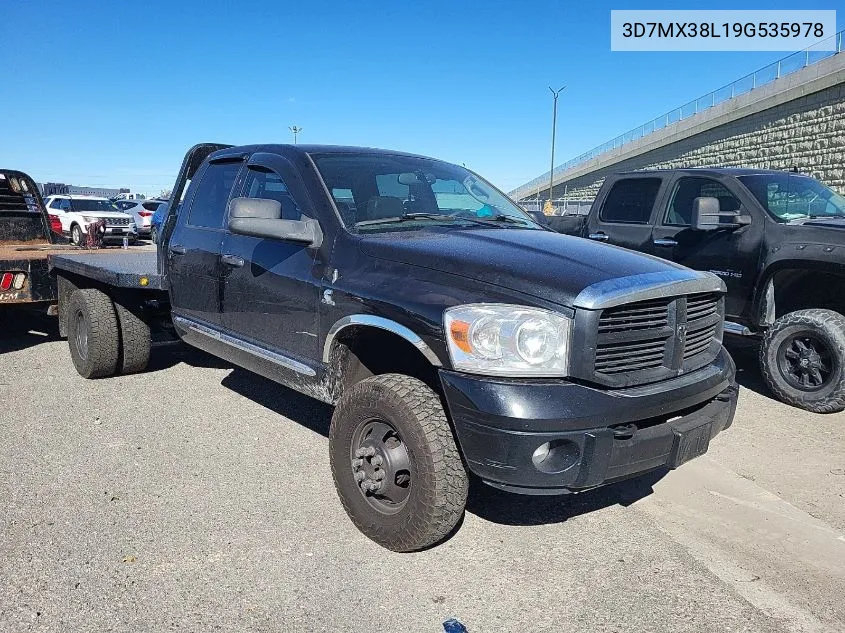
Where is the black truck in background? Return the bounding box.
[49,144,738,551]
[548,168,845,413]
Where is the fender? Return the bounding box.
[323,314,443,366]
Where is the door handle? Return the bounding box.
[588,232,609,242]
[653,238,679,247]
[221,254,244,268]
[170,245,187,255]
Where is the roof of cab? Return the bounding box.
[618,167,800,177]
[208,143,445,162]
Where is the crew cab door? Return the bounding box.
[650,175,764,320]
[220,153,321,364]
[585,176,666,251]
[168,156,245,326]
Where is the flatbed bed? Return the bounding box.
[48,251,165,290]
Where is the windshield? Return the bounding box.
[312,153,539,233]
[738,174,845,222]
[70,199,118,213]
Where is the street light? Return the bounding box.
[289,126,303,144]
[548,85,566,208]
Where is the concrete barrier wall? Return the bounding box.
[534,54,845,201]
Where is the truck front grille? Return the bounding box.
[589,292,723,386]
[107,217,132,226]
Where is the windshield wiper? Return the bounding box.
[355,213,507,228]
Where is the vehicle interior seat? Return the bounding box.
[365,196,404,221]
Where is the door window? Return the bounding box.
[664,177,740,226]
[600,178,662,224]
[240,166,304,221]
[187,161,243,229]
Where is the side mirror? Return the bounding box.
[227,197,322,247]
[692,197,750,231]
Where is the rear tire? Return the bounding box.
[114,302,151,374]
[329,374,468,552]
[67,289,120,378]
[759,309,845,413]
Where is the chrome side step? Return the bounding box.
[723,321,753,336]
[173,315,316,376]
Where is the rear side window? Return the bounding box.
[142,202,161,211]
[187,161,242,228]
[600,178,662,224]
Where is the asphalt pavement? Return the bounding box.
[1,312,843,632]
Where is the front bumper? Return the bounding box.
[440,346,738,494]
[102,226,137,241]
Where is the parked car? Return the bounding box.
[43,194,137,246]
[149,201,170,243]
[49,143,737,552]
[547,168,845,413]
[114,199,166,237]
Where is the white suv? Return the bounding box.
[43,195,137,245]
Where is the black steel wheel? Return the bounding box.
[777,333,835,391]
[329,374,468,551]
[760,309,845,413]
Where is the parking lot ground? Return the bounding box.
[1,314,843,633]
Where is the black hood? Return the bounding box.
[359,228,689,308]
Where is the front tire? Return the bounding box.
[150,226,158,243]
[67,289,120,378]
[759,309,845,413]
[329,374,468,552]
[71,224,84,246]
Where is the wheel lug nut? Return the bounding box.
[374,470,385,480]
[371,455,383,466]
[352,458,364,468]
[354,471,365,482]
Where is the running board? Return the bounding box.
[173,315,316,377]
[723,321,753,336]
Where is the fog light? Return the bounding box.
[532,439,580,474]
[532,442,551,465]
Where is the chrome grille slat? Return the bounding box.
[593,292,722,381]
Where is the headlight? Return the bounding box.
[444,304,572,376]
[81,215,95,222]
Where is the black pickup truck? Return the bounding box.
[49,144,738,551]
[549,168,845,413]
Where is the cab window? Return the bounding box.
[240,166,304,221]
[187,161,243,229]
[664,178,740,226]
[600,178,661,224]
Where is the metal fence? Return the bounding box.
[520,199,593,216]
[513,29,845,200]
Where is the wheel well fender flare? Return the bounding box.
[323,315,442,367]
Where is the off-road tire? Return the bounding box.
[71,224,84,246]
[329,374,468,552]
[67,289,120,379]
[759,309,845,413]
[114,302,151,374]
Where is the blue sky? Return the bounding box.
[1,0,840,196]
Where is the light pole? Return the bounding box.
[289,126,303,144]
[548,85,566,207]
